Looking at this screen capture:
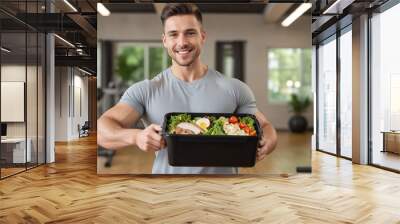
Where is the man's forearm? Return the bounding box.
[97,116,140,150]
[262,123,277,154]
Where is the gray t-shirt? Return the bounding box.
[120,68,257,174]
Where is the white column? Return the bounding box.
[352,14,369,164]
[46,33,55,163]
[311,45,317,151]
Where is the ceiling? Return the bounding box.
[0,0,97,73]
[103,3,268,13]
[0,0,318,75]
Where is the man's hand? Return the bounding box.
[254,110,278,162]
[135,124,166,152]
[256,137,275,162]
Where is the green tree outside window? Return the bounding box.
[268,48,312,103]
[115,44,171,85]
[149,47,164,79]
[115,47,144,85]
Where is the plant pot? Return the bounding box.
[288,115,308,133]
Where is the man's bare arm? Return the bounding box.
[97,103,141,149]
[255,109,278,161]
[97,103,165,151]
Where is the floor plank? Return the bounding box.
[97,132,311,174]
[1,134,400,223]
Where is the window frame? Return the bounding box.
[267,47,313,105]
[315,23,353,161]
[338,25,353,159]
[368,0,400,173]
[113,41,170,81]
[0,2,47,179]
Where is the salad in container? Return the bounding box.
[162,112,262,167]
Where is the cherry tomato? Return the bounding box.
[243,126,250,134]
[229,116,238,124]
[239,122,246,129]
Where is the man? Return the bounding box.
[97,3,277,174]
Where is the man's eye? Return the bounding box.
[187,32,196,36]
[169,33,177,37]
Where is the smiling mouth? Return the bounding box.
[175,49,193,55]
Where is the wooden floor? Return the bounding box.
[1,163,46,178]
[372,151,400,171]
[98,132,311,174]
[1,167,26,178]
[1,134,400,223]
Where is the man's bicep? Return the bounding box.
[101,103,141,128]
[235,81,257,114]
[255,109,271,128]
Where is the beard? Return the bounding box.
[169,46,200,67]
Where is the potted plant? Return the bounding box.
[288,93,311,133]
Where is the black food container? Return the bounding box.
[161,112,262,167]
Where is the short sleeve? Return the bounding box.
[119,80,149,116]
[234,79,257,115]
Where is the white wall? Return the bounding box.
[2,64,46,163]
[55,67,67,141]
[1,65,37,137]
[55,67,89,141]
[72,73,89,138]
[98,13,312,130]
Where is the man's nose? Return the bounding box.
[177,34,189,47]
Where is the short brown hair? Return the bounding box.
[160,3,202,26]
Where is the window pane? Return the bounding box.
[340,30,352,158]
[115,45,144,85]
[318,38,337,154]
[371,3,400,171]
[223,44,234,78]
[27,31,38,169]
[1,30,27,177]
[149,47,164,79]
[38,33,45,165]
[268,48,312,103]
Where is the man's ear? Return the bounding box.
[162,33,167,48]
[201,30,206,44]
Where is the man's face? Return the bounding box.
[162,15,206,67]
